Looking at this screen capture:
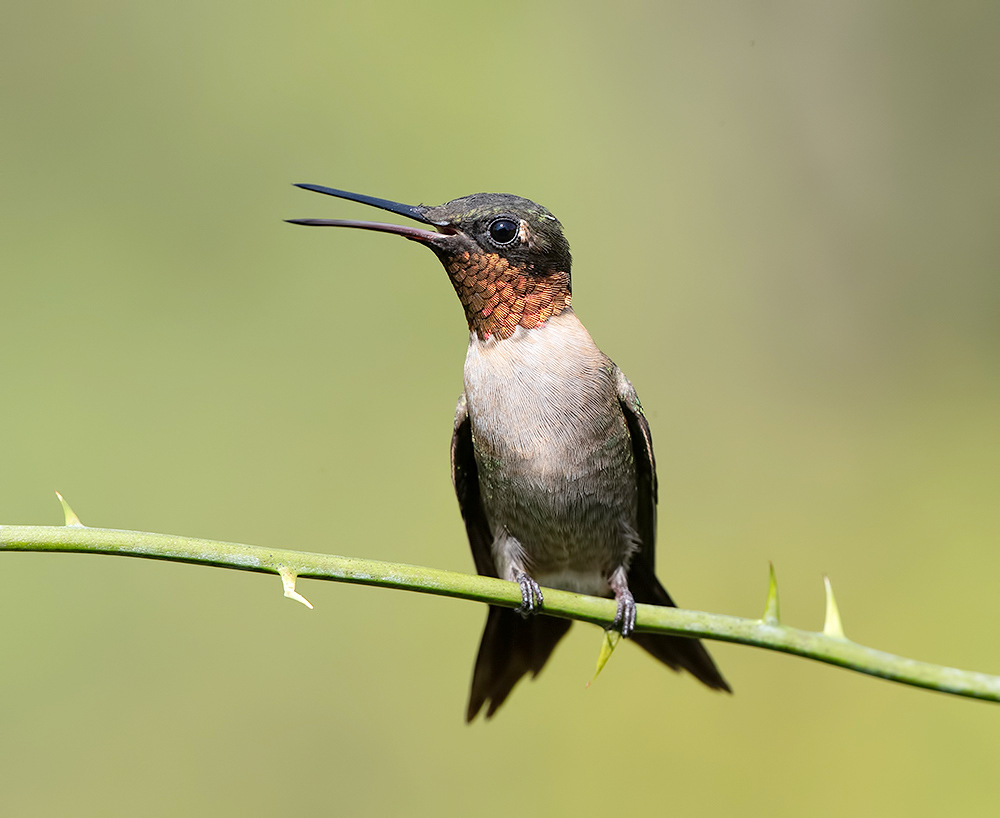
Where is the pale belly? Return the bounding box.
[463,314,640,592]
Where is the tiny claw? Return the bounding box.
[612,588,637,637]
[279,567,314,610]
[515,572,543,617]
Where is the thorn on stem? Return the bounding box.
[54,491,84,527]
[279,567,314,609]
[586,630,621,688]
[823,575,847,639]
[763,562,781,624]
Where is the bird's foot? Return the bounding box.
[611,588,637,637]
[515,572,544,617]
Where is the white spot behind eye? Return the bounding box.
[518,219,535,249]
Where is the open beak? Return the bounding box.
[286,183,453,243]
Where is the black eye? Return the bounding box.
[488,218,519,246]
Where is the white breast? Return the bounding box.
[461,308,640,587]
[463,310,617,461]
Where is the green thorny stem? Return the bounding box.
[2,499,998,704]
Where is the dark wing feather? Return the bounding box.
[615,368,659,572]
[614,367,732,693]
[450,393,495,577]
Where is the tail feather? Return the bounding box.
[466,606,572,721]
[466,571,730,721]
[629,566,731,692]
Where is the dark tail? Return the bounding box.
[467,573,730,721]
[466,605,572,722]
[629,564,731,692]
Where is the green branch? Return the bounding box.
[2,499,997,704]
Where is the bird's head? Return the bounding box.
[289,184,573,340]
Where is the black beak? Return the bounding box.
[286,183,452,243]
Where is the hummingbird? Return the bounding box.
[288,183,730,720]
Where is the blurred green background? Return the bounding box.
[3,1,999,815]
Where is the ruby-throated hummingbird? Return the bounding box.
[289,184,730,720]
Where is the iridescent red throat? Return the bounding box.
[445,251,571,341]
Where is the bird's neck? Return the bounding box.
[443,251,571,341]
